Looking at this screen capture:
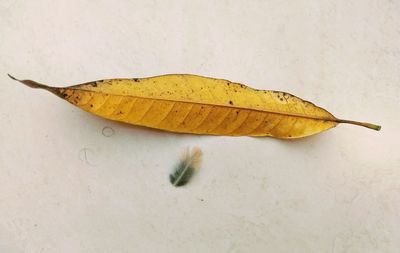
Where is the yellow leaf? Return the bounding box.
[8,74,381,138]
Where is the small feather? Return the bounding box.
[170,147,202,187]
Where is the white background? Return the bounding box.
[0,1,399,252]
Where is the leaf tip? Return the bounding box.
[7,73,18,81]
[7,74,56,92]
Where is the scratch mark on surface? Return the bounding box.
[79,147,95,166]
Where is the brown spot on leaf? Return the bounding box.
[229,100,233,105]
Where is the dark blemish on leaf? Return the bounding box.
[236,111,239,115]
[288,135,292,137]
[90,82,98,87]
[229,100,233,105]
[273,91,279,94]
[280,98,284,101]
[133,78,140,82]
[90,104,93,107]
[102,126,115,137]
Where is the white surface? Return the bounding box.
[0,1,399,252]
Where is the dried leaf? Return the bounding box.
[8,74,381,138]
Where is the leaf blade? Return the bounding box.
[9,74,381,138]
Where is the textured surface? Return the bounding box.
[0,0,399,252]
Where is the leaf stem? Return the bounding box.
[337,119,381,131]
